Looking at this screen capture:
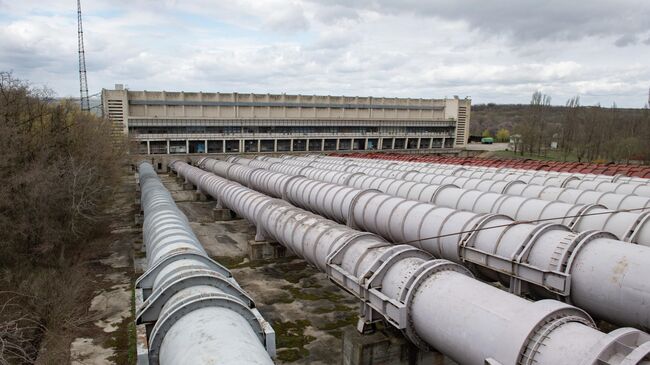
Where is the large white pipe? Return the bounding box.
[135,162,275,365]
[285,154,650,202]
[257,155,650,211]
[232,156,650,246]
[296,155,650,197]
[174,160,650,365]
[230,157,650,247]
[203,157,650,331]
[293,154,650,185]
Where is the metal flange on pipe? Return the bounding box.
[135,162,275,365]
[201,157,650,332]
[172,160,650,365]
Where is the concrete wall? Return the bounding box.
[102,87,471,153]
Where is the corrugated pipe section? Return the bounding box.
[289,154,650,197]
[327,153,650,179]
[227,156,650,246]
[134,162,275,365]
[267,155,650,214]
[174,159,650,365]
[298,154,650,185]
[203,157,650,331]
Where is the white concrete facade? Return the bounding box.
[102,87,471,155]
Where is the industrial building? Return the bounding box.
[102,86,470,155]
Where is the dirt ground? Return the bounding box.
[67,173,139,365]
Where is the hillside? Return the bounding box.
[470,104,647,136]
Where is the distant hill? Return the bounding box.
[470,104,647,136]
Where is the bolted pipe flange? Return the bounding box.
[400,259,473,351]
[136,269,254,324]
[147,292,271,365]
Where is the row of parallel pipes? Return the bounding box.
[228,156,650,246]
[286,154,650,197]
[172,159,650,365]
[198,157,650,332]
[305,154,650,185]
[135,162,275,365]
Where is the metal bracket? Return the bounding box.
[400,260,473,350]
[567,204,607,230]
[135,250,231,299]
[136,269,254,324]
[343,172,366,186]
[500,180,525,194]
[280,174,306,201]
[623,210,650,243]
[147,292,275,365]
[326,232,389,296]
[362,246,432,329]
[429,183,459,204]
[578,327,650,365]
[460,215,573,296]
[346,189,382,230]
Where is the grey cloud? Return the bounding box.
[644,37,650,45]
[307,0,650,44]
[305,31,355,51]
[312,4,361,25]
[615,34,637,47]
[264,6,310,32]
[2,0,649,108]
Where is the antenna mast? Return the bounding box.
[77,0,90,111]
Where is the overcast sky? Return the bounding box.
[1,0,649,107]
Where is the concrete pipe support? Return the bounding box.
[172,160,650,365]
[135,162,275,365]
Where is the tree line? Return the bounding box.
[474,92,650,163]
[0,73,124,363]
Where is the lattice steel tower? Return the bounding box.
[77,0,90,111]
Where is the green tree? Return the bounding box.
[495,128,510,142]
[482,129,492,138]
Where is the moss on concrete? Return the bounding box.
[315,313,358,333]
[312,304,354,314]
[284,286,344,301]
[106,281,136,364]
[272,319,316,362]
[277,348,309,362]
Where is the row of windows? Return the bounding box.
[128,126,455,135]
[137,137,456,154]
[126,118,457,127]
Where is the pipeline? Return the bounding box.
[202,157,650,331]
[266,155,650,215]
[135,162,275,365]
[296,154,650,186]
[224,156,650,246]
[293,154,650,197]
[173,159,650,365]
